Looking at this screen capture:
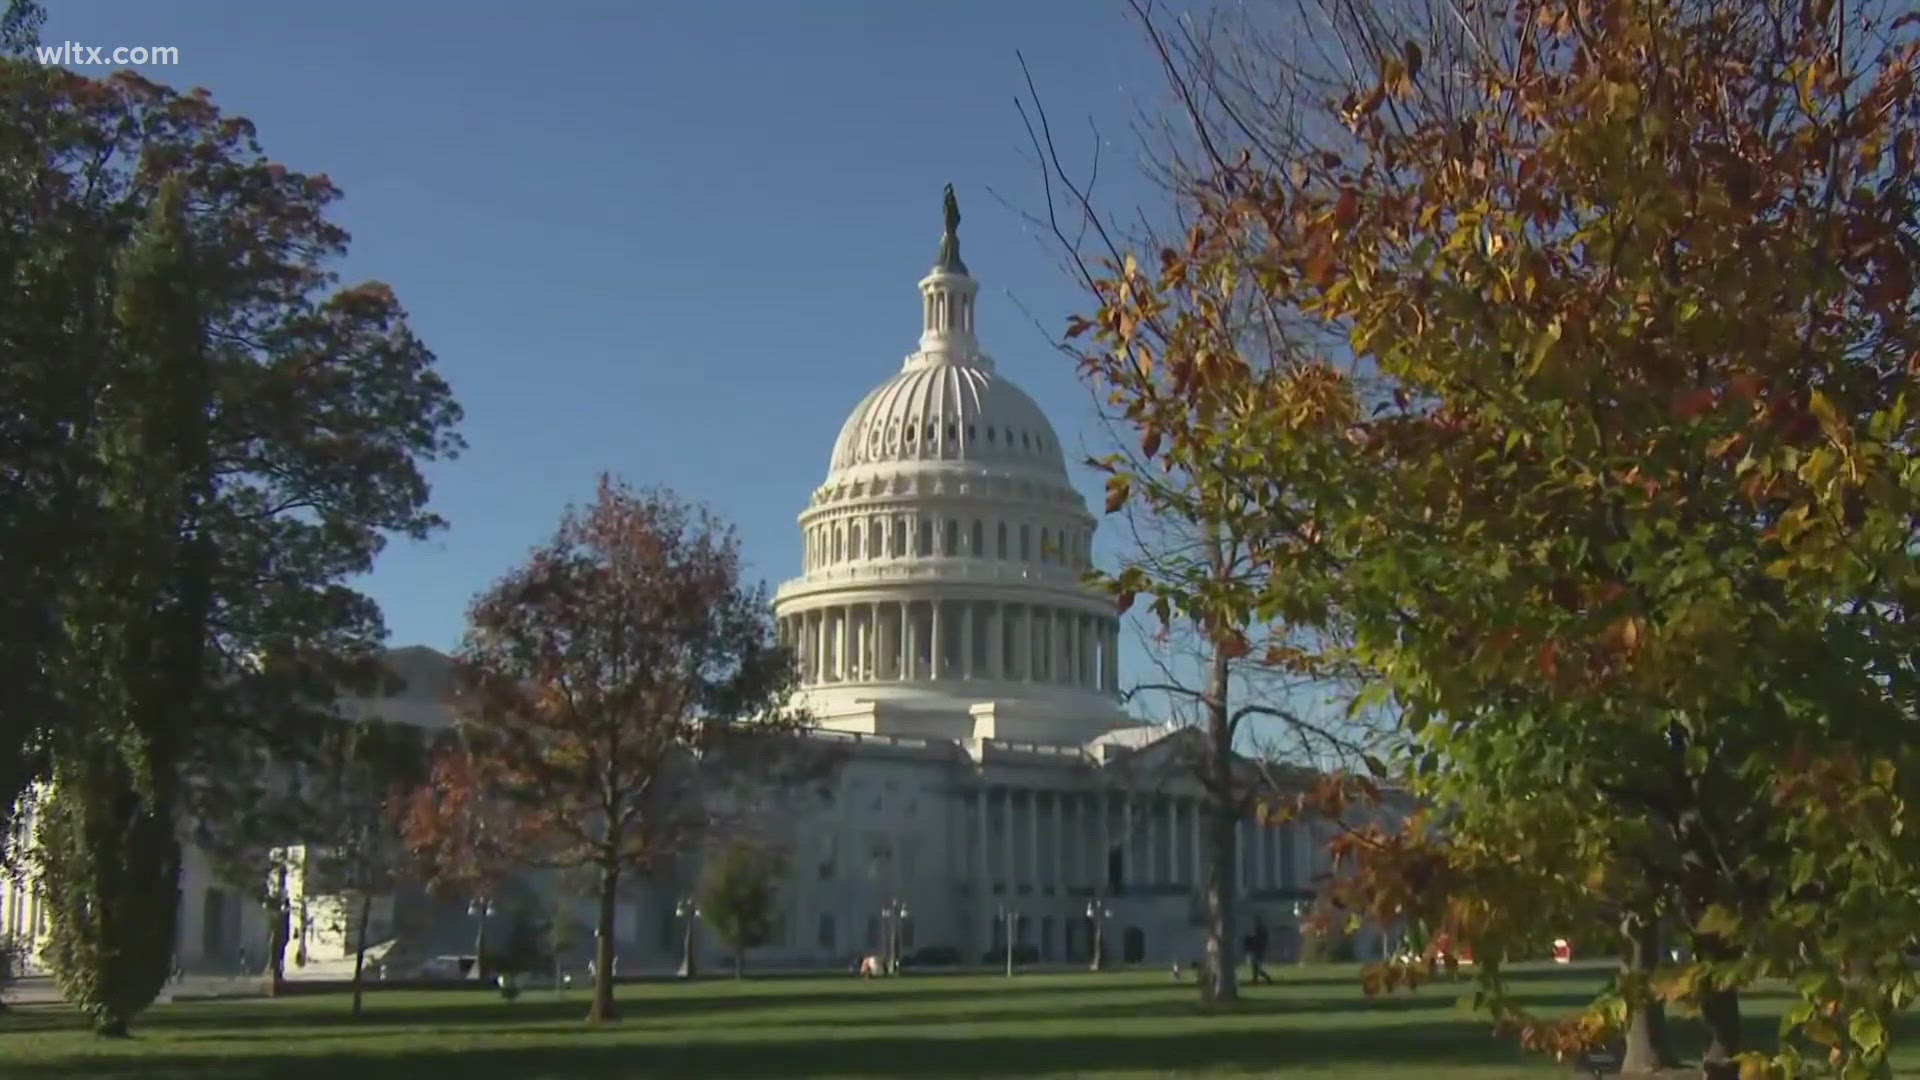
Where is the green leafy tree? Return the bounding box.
[699,840,786,979]
[36,177,206,1038]
[298,715,427,1019]
[0,36,459,1034]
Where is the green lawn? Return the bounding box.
[0,963,1913,1078]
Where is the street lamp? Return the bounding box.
[882,900,910,975]
[1291,899,1311,965]
[466,897,494,980]
[1086,899,1112,973]
[998,904,1020,978]
[675,897,701,979]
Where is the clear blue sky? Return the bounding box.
[47,1,1180,686]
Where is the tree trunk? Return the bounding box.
[587,863,619,1024]
[1202,640,1239,1006]
[1699,985,1742,1080]
[678,913,698,978]
[473,905,490,982]
[350,895,371,1019]
[734,948,743,979]
[265,895,289,997]
[1619,909,1677,1075]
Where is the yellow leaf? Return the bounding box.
[1809,389,1841,431]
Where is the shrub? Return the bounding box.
[909,944,960,966]
[1300,925,1356,964]
[0,934,21,1010]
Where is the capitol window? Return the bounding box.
[918,519,933,556]
[945,519,959,555]
[997,522,1008,558]
[1020,524,1031,560]
[971,520,983,556]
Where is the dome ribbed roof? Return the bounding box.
[828,360,1067,475]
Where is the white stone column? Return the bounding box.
[813,612,826,682]
[961,601,975,679]
[904,601,918,679]
[1083,616,1096,688]
[1168,797,1181,886]
[835,606,848,681]
[1021,787,1036,887]
[1051,793,1065,893]
[1265,822,1279,890]
[1006,787,1021,887]
[985,602,1001,680]
[978,785,991,895]
[1097,791,1111,892]
[1164,799,1177,886]
[1020,606,1034,682]
[1059,614,1072,686]
[1189,798,1203,886]
[896,601,909,679]
[1237,819,1250,895]
[1051,609,1062,683]
[852,607,865,681]
[930,598,944,679]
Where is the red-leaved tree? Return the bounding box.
[394,738,537,981]
[453,476,804,1023]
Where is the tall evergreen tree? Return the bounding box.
[38,178,205,1036]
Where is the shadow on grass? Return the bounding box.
[4,1022,1535,1079]
[46,980,1306,1033]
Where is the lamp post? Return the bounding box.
[1086,899,1111,973]
[1291,899,1310,965]
[998,904,1019,978]
[882,900,909,975]
[675,897,700,979]
[466,897,494,981]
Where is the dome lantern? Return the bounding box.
[915,184,983,367]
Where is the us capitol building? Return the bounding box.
[2,192,1361,977]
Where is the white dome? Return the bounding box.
[828,361,1067,475]
[772,187,1128,745]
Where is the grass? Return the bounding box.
[2,963,1918,1078]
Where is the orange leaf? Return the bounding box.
[1672,386,1715,420]
[1334,187,1361,229]
[1536,641,1559,678]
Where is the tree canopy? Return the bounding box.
[1070,0,1920,1075]
[452,476,804,1022]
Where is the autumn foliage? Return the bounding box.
[450,476,803,1023]
[1075,0,1920,1075]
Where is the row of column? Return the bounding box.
[804,513,1091,573]
[778,600,1120,692]
[969,787,1306,897]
